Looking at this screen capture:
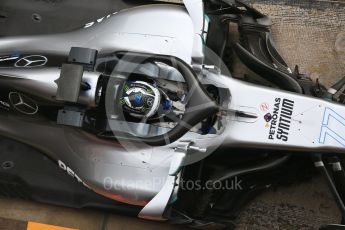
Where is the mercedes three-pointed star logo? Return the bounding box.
[14,55,48,67]
[9,92,38,115]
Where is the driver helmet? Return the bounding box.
[121,80,161,119]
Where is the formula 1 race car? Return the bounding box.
[0,0,344,229]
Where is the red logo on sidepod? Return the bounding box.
[260,103,269,112]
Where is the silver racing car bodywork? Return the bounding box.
[0,0,344,228]
[0,4,197,63]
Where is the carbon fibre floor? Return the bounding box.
[0,0,343,229]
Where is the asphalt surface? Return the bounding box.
[0,0,344,229]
